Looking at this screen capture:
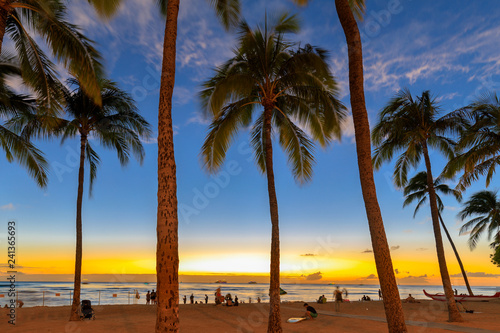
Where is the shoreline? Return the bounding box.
[1,300,499,332]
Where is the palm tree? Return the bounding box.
[292,0,407,331]
[154,1,240,331]
[200,15,346,332]
[404,171,474,295]
[0,0,103,105]
[81,1,241,330]
[14,78,152,320]
[458,190,500,251]
[0,54,48,186]
[372,89,463,322]
[444,93,500,192]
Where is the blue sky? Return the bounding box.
[1,0,500,284]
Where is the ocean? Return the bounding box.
[0,282,498,308]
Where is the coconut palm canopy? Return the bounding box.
[200,14,346,182]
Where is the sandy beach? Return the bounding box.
[1,300,499,332]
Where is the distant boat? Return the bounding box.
[215,280,227,284]
[248,281,257,284]
[423,289,500,302]
[82,282,89,285]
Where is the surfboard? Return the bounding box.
[287,317,307,323]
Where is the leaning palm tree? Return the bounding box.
[0,54,48,186]
[292,0,407,331]
[444,93,500,192]
[154,1,240,331]
[404,171,474,295]
[0,0,103,105]
[200,15,346,332]
[372,89,463,322]
[15,78,152,320]
[458,190,500,251]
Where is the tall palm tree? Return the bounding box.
[200,15,345,332]
[292,0,407,331]
[14,78,152,320]
[404,171,474,295]
[154,1,241,331]
[444,93,500,192]
[372,89,463,322]
[458,190,500,251]
[0,54,48,186]
[0,0,103,105]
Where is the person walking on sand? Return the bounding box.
[378,288,382,300]
[190,294,194,304]
[205,294,208,304]
[304,303,318,319]
[146,291,151,305]
[334,286,343,312]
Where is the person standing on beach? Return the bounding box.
[146,291,151,305]
[334,286,343,312]
[151,289,156,304]
[190,294,194,304]
[205,294,208,304]
[379,289,382,300]
[183,295,187,304]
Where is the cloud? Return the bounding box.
[450,271,500,278]
[395,269,400,274]
[361,249,373,253]
[398,274,429,283]
[365,274,377,279]
[300,254,316,257]
[403,229,413,233]
[304,271,322,281]
[185,113,209,126]
[416,248,428,251]
[0,203,15,211]
[390,245,400,251]
[341,114,355,141]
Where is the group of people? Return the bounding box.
[182,294,209,304]
[145,290,157,305]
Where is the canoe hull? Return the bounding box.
[423,289,500,302]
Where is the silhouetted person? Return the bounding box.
[205,294,208,304]
[183,295,187,304]
[190,294,194,304]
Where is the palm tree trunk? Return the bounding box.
[334,1,407,332]
[263,106,282,333]
[438,213,474,296]
[156,0,180,332]
[422,144,463,322]
[0,0,12,55]
[69,134,87,321]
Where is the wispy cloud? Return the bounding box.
[450,271,500,278]
[0,203,15,211]
[390,245,400,251]
[361,249,373,253]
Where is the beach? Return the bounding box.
[1,300,499,332]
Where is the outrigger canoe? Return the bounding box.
[423,289,500,302]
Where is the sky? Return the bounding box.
[1,0,500,287]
